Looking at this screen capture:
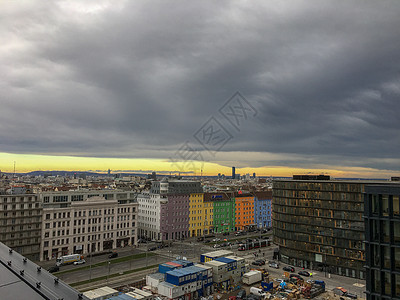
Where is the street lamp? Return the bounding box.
[107,260,110,284]
[88,243,92,282]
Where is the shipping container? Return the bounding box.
[194,264,213,278]
[83,286,119,300]
[215,257,237,271]
[107,294,136,300]
[166,261,183,267]
[200,250,233,263]
[158,281,187,299]
[173,259,194,268]
[146,272,165,292]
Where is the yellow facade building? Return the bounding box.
[189,193,214,237]
[203,198,214,235]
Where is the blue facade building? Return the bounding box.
[254,191,272,228]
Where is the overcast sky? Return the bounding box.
[1,0,400,174]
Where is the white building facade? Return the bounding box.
[137,192,163,241]
[39,190,137,261]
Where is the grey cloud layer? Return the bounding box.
[1,0,400,171]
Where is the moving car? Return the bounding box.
[108,252,118,259]
[73,259,86,265]
[212,238,221,242]
[256,259,265,265]
[197,237,205,242]
[148,246,157,251]
[223,232,230,236]
[47,266,59,273]
[283,266,295,272]
[298,270,311,277]
[252,260,263,266]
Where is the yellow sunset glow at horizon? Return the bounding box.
[0,152,397,179]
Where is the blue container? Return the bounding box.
[214,257,235,264]
[173,259,194,268]
[166,269,185,286]
[159,263,178,274]
[215,257,237,271]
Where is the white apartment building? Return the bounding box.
[137,192,164,241]
[39,190,137,261]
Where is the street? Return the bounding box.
[37,231,366,298]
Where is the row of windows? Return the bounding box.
[369,194,400,217]
[43,193,126,203]
[1,196,35,203]
[369,220,400,244]
[274,197,363,212]
[275,227,364,251]
[273,181,364,193]
[370,270,400,297]
[274,212,364,231]
[2,203,40,210]
[276,237,365,263]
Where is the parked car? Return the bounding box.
[283,266,295,272]
[298,270,310,277]
[333,288,357,300]
[236,289,246,299]
[268,261,279,269]
[73,259,86,265]
[148,246,157,251]
[108,252,118,259]
[197,237,204,242]
[290,274,304,281]
[212,238,220,242]
[223,232,230,236]
[47,266,59,273]
[213,244,221,248]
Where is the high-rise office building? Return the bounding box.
[364,185,400,299]
[272,176,396,279]
[232,167,235,179]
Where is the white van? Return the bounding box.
[250,287,266,298]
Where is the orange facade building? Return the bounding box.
[234,194,255,231]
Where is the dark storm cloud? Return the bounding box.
[1,0,400,171]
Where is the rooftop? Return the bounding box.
[0,241,87,300]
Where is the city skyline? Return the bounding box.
[0,151,397,178]
[2,1,400,179]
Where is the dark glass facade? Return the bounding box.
[364,185,400,300]
[273,180,368,279]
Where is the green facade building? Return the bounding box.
[205,193,235,233]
